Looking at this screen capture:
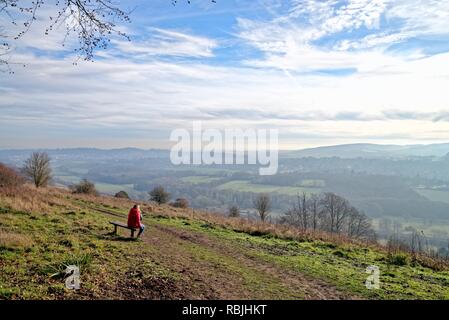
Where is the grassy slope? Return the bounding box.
[0,187,448,300]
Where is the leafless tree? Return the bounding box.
[0,0,215,69]
[319,192,351,233]
[22,152,52,188]
[309,193,320,232]
[281,191,376,240]
[228,205,240,218]
[320,192,337,233]
[253,193,271,222]
[281,192,309,230]
[346,207,375,240]
[1,0,130,65]
[149,185,171,204]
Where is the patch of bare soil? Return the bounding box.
[114,275,188,300]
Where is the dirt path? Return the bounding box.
[136,222,358,300]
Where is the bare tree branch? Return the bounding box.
[0,0,213,69]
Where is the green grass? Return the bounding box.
[297,179,326,188]
[0,203,174,299]
[216,180,321,196]
[181,176,223,184]
[54,174,138,197]
[94,183,135,194]
[153,216,449,300]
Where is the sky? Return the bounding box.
[1,0,449,149]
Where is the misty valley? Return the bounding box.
[2,143,449,254]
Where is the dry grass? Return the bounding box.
[148,205,375,249]
[0,230,34,249]
[0,184,69,213]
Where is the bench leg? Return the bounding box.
[131,229,135,238]
[114,225,117,235]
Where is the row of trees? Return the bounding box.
[227,192,375,240]
[280,192,376,239]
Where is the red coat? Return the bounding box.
[127,207,141,228]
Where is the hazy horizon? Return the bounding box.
[2,141,449,152]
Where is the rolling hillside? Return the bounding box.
[1,186,448,300]
[284,143,449,159]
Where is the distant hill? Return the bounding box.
[3,143,449,162]
[284,143,449,159]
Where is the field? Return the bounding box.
[415,188,449,204]
[180,176,223,184]
[1,186,448,300]
[55,175,136,195]
[216,180,322,196]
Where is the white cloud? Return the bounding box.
[111,28,218,58]
[2,0,449,149]
[237,0,449,73]
[2,48,449,148]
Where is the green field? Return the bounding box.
[416,188,449,204]
[216,180,322,196]
[297,179,326,188]
[180,176,223,184]
[94,183,135,194]
[55,175,136,195]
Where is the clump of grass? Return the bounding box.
[58,239,73,248]
[333,250,349,258]
[0,287,19,299]
[387,252,409,266]
[0,231,33,250]
[43,252,93,279]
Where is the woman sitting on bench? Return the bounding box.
[128,205,145,238]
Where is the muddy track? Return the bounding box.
[143,224,359,300]
[90,207,358,299]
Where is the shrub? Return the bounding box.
[228,205,240,218]
[114,191,130,199]
[70,179,98,195]
[387,252,409,266]
[0,163,25,188]
[253,194,271,222]
[171,198,189,208]
[149,186,170,204]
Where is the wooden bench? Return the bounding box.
[109,221,137,238]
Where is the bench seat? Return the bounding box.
[110,221,137,238]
